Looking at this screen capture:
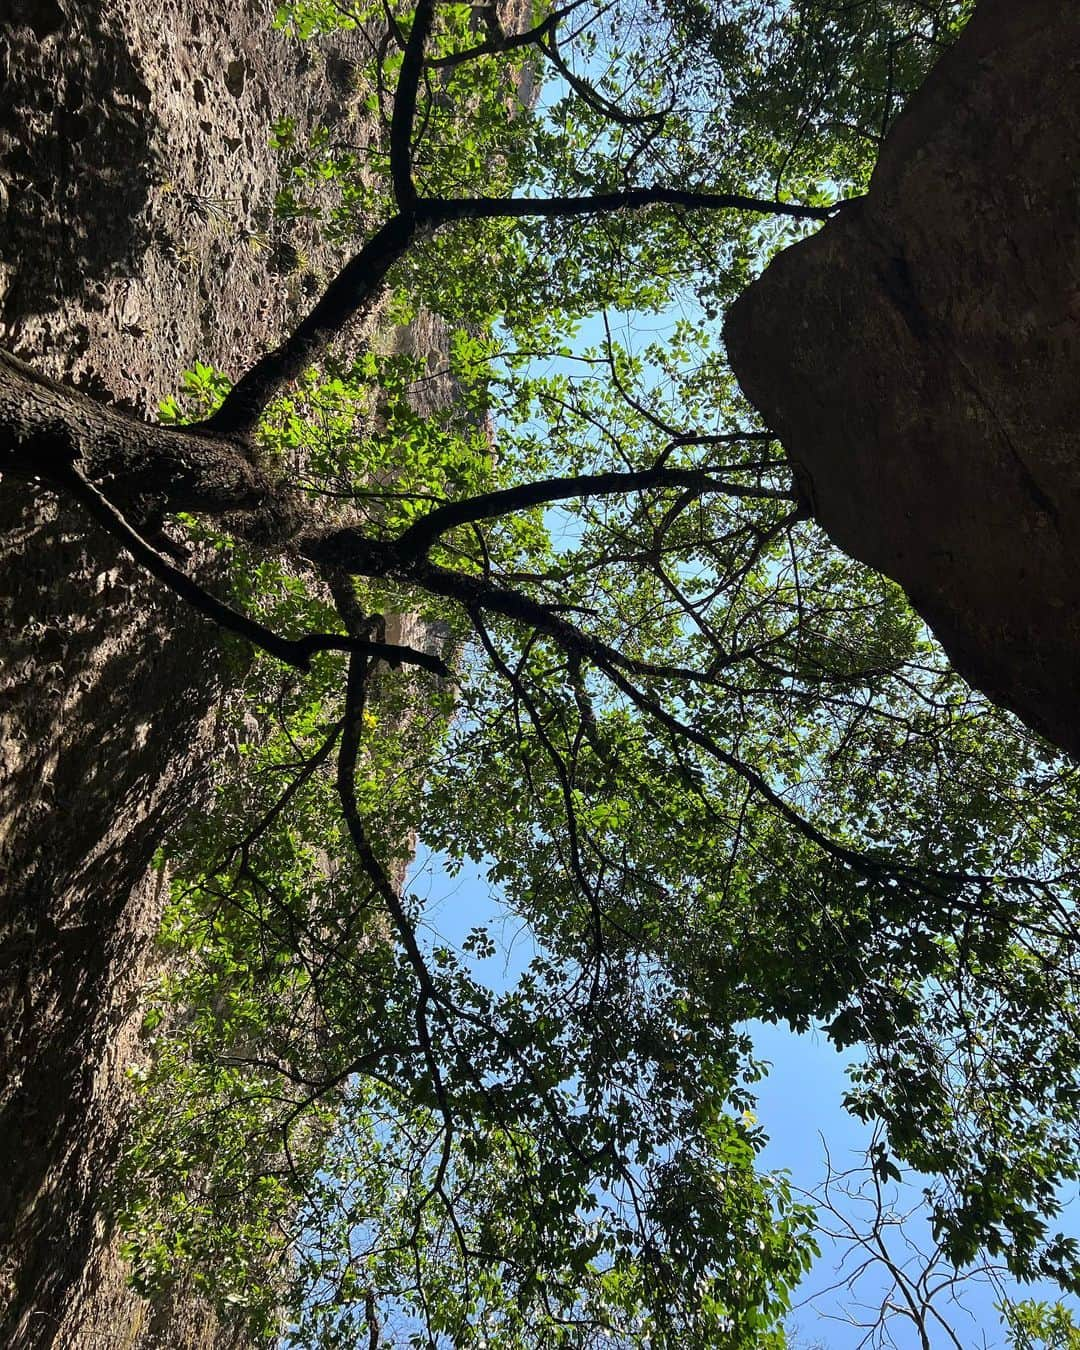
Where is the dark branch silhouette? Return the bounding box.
[392,463,799,557]
[64,463,450,676]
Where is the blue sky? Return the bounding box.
[408,844,1080,1348]
[396,289,1080,1344]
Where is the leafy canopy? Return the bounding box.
[114,1,1080,1347]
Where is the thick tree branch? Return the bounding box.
[62,464,450,676]
[419,188,837,225]
[393,464,798,556]
[425,8,561,68]
[0,348,272,516]
[310,508,1043,905]
[302,528,723,685]
[198,186,833,441]
[200,215,417,441]
[390,0,437,209]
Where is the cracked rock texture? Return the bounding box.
[0,1,374,1344]
[725,0,1080,758]
[0,0,372,415]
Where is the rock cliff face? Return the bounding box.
[725,0,1080,758]
[1,0,372,415]
[0,486,241,1349]
[0,2,374,1344]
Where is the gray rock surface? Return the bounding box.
[725,0,1080,757]
[0,2,374,1342]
